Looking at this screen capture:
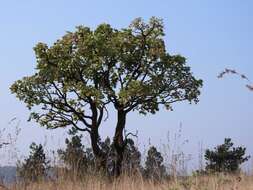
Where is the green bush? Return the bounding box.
[205,138,250,173]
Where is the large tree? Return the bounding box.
[93,17,203,175]
[11,17,202,176]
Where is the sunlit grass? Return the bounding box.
[6,173,253,190]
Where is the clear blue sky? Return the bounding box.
[0,0,252,169]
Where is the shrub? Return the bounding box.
[205,138,250,173]
[58,128,95,176]
[144,146,167,180]
[17,142,50,182]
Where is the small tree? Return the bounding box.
[144,146,166,180]
[58,128,94,176]
[205,138,250,173]
[17,143,50,182]
[98,137,141,176]
[121,138,142,174]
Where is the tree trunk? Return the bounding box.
[113,110,126,177]
[89,103,106,171]
[90,127,106,171]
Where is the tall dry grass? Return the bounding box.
[4,174,252,190]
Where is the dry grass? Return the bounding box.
[5,174,253,190]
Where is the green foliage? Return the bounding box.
[58,128,95,176]
[10,16,202,129]
[205,138,250,173]
[144,146,167,179]
[95,17,203,114]
[98,137,142,175]
[17,143,50,182]
[121,138,142,174]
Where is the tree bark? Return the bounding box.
[90,127,106,171]
[113,110,126,176]
[88,102,106,171]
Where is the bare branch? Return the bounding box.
[124,129,138,140]
[218,68,253,91]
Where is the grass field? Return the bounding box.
[4,174,252,190]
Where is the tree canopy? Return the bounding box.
[98,17,202,114]
[11,17,202,128]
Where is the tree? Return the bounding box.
[205,138,250,173]
[58,128,94,176]
[121,138,142,174]
[17,143,50,182]
[95,137,141,176]
[144,146,166,180]
[11,17,202,175]
[94,17,203,175]
[105,137,142,175]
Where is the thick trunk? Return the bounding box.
[89,103,106,171]
[90,127,106,170]
[113,110,126,176]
